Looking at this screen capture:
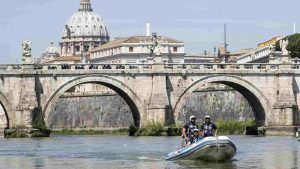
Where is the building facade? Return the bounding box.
[258,36,283,49]
[89,36,185,64]
[184,54,217,63]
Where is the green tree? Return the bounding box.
[276,33,300,58]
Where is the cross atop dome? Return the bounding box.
[79,0,93,11]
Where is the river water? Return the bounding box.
[0,135,299,169]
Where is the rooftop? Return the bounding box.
[90,36,184,52]
[43,56,81,63]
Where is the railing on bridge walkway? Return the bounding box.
[236,46,274,64]
[0,63,300,72]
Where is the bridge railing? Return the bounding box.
[164,63,295,70]
[0,63,300,71]
[0,64,151,71]
[236,46,274,64]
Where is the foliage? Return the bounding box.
[275,40,281,51]
[51,128,129,135]
[216,119,256,135]
[166,127,182,136]
[31,107,51,137]
[128,123,138,136]
[275,33,300,58]
[31,107,48,130]
[135,121,164,136]
[287,33,300,58]
[4,126,28,138]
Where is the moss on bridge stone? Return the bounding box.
[4,127,51,138]
[4,106,51,138]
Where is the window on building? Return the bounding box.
[84,45,89,52]
[76,46,80,52]
[173,47,178,53]
[129,47,134,53]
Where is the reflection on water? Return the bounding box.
[0,135,299,169]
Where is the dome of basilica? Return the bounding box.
[43,42,60,56]
[38,42,60,63]
[62,0,109,41]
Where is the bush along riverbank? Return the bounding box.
[131,119,256,136]
[50,119,257,137]
[51,128,129,135]
[51,122,181,137]
[4,126,51,138]
[3,118,265,138]
[5,108,51,138]
[216,119,256,135]
[131,121,181,136]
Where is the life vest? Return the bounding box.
[186,122,198,137]
[203,123,214,137]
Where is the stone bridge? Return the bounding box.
[0,63,300,130]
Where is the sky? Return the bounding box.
[0,0,299,64]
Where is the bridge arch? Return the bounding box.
[174,75,271,126]
[43,75,144,128]
[0,91,11,129]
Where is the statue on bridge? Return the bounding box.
[148,32,162,63]
[22,40,32,64]
[280,39,289,55]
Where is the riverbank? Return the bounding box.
[50,126,182,136]
[51,128,129,136]
[50,119,257,136]
[216,119,256,135]
[4,128,51,138]
[4,120,297,138]
[265,126,297,136]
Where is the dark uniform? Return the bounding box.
[183,122,198,143]
[201,122,217,137]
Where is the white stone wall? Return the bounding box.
[73,83,114,93]
[0,105,7,129]
[90,43,185,64]
[237,46,273,63]
[95,44,184,57]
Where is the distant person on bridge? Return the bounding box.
[182,115,202,145]
[201,115,218,137]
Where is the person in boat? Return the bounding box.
[182,115,199,144]
[201,115,218,137]
[186,128,203,146]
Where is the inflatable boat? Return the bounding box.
[165,136,236,161]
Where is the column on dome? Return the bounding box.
[59,43,63,56]
[62,43,67,56]
[80,43,84,54]
[66,43,70,55]
[71,43,75,56]
[79,0,92,11]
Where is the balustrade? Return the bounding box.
[0,63,299,72]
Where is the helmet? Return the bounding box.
[205,115,211,119]
[190,115,196,120]
[193,129,199,132]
